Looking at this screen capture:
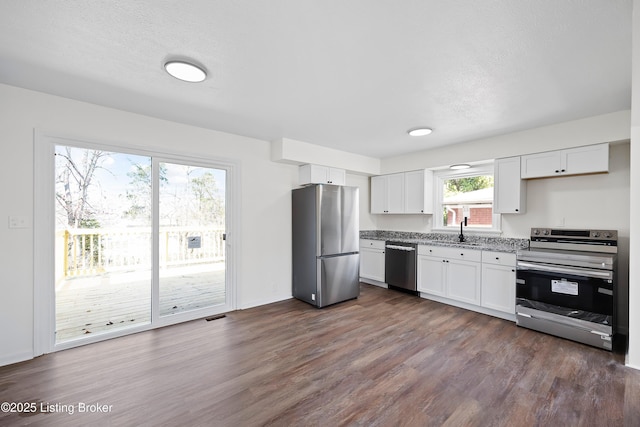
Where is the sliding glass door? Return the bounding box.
[158,161,226,316]
[54,146,153,343]
[50,142,231,347]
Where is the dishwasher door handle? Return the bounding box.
[385,245,416,251]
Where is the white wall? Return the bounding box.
[0,83,298,366]
[272,138,380,175]
[346,173,377,231]
[627,0,640,369]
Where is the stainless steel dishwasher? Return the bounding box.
[384,241,417,293]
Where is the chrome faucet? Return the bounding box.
[459,217,468,242]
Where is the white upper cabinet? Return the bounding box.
[494,156,526,214]
[371,173,404,213]
[563,143,609,176]
[371,169,433,214]
[298,164,346,186]
[520,143,609,179]
[370,175,388,214]
[404,169,434,214]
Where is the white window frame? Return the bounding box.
[432,163,501,234]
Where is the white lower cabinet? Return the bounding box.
[480,251,516,314]
[359,239,385,283]
[446,258,481,305]
[417,254,446,296]
[418,245,516,320]
[417,246,481,304]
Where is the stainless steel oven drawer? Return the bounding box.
[516,305,613,351]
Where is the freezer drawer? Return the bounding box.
[317,254,360,307]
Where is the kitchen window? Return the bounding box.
[433,163,500,232]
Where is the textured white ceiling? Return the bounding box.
[0,1,632,158]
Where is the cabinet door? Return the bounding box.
[404,170,433,214]
[386,173,405,213]
[360,248,385,282]
[563,143,609,175]
[520,151,562,179]
[494,157,526,214]
[370,175,388,213]
[328,167,346,185]
[417,255,446,296]
[446,259,481,305]
[310,165,329,183]
[481,264,515,314]
[299,164,347,185]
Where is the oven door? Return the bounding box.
[516,261,614,321]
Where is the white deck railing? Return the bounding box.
[56,226,226,278]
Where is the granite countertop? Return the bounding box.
[360,230,529,253]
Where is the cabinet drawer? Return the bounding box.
[481,251,516,267]
[418,245,440,256]
[418,245,481,262]
[360,239,385,250]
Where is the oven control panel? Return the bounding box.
[530,228,617,242]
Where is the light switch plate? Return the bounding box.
[8,216,29,229]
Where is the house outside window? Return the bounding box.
[433,163,500,232]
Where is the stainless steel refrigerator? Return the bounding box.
[292,184,360,307]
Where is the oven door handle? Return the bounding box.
[516,261,613,280]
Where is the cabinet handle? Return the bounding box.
[555,170,560,173]
[460,253,464,256]
[515,209,519,212]
[495,257,500,260]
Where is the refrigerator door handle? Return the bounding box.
[318,251,359,259]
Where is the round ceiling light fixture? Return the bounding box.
[450,164,471,170]
[407,127,433,137]
[164,60,207,83]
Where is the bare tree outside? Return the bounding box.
[55,147,109,228]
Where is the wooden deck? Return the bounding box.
[55,264,225,342]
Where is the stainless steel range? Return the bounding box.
[516,228,617,350]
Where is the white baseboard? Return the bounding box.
[419,292,516,322]
[239,294,293,310]
[0,350,33,368]
[360,278,388,288]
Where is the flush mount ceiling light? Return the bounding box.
[407,127,433,136]
[450,164,471,170]
[164,60,207,82]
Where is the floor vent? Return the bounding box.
[205,314,226,322]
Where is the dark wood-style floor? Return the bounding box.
[1,283,639,426]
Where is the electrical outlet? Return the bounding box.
[311,293,316,301]
[8,216,29,229]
